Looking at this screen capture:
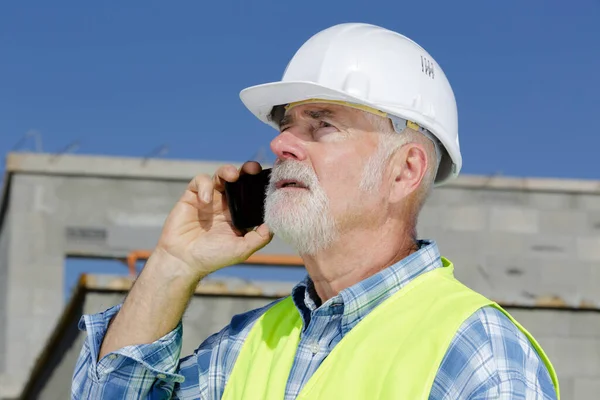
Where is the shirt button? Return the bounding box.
[157,373,167,379]
[108,354,118,360]
[310,342,320,355]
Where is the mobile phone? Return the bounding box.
[224,168,272,230]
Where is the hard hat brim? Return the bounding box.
[240,81,372,129]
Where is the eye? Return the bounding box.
[279,123,294,133]
[312,120,342,141]
[319,121,334,128]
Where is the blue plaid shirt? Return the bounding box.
[72,240,557,399]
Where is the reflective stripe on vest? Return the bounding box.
[222,258,560,400]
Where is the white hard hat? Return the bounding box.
[239,22,461,184]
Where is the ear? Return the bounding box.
[388,143,428,204]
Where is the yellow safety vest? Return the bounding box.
[222,258,560,399]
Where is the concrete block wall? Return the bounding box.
[510,309,600,399]
[418,186,600,308]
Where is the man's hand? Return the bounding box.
[98,161,273,359]
[156,160,273,280]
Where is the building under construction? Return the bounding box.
[0,152,599,399]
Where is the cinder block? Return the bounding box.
[538,337,600,377]
[0,372,25,399]
[6,283,33,316]
[129,181,182,210]
[9,176,37,212]
[422,189,446,206]
[482,232,528,254]
[523,234,576,260]
[478,190,527,207]
[28,315,59,362]
[576,194,600,211]
[430,232,488,291]
[32,288,62,317]
[478,255,588,307]
[539,210,587,236]
[432,231,487,257]
[580,263,600,306]
[107,225,162,250]
[480,255,543,304]
[430,187,479,205]
[583,211,600,234]
[84,292,127,315]
[527,192,575,210]
[442,206,488,232]
[570,312,600,337]
[555,377,574,400]
[9,261,63,292]
[576,237,600,262]
[418,206,446,230]
[574,378,600,399]
[535,260,590,304]
[5,322,36,372]
[261,235,297,256]
[505,309,570,338]
[490,207,539,233]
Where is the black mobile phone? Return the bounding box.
[224,168,272,230]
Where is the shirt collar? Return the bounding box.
[291,239,443,336]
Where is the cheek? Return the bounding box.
[312,144,372,204]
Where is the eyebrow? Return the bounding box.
[279,108,336,129]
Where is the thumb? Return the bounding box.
[242,223,273,254]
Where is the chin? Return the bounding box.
[265,194,339,256]
[265,189,307,214]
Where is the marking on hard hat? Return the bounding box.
[421,56,435,79]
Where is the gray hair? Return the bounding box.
[361,113,438,231]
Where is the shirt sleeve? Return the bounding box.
[71,298,282,399]
[429,306,558,400]
[71,303,187,399]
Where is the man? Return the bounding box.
[72,23,560,399]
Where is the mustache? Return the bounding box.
[268,161,318,189]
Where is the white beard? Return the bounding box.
[264,147,389,256]
[264,161,338,255]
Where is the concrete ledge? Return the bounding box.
[448,174,600,194]
[6,152,600,194]
[81,274,600,311]
[5,152,248,181]
[83,274,294,298]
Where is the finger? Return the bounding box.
[187,174,215,204]
[212,164,240,192]
[241,223,273,254]
[239,161,262,176]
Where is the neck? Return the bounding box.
[301,222,418,303]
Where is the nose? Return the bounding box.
[270,131,308,162]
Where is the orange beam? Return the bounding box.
[245,253,304,266]
[126,250,151,276]
[126,250,304,276]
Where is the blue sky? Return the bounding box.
[1,1,599,297]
